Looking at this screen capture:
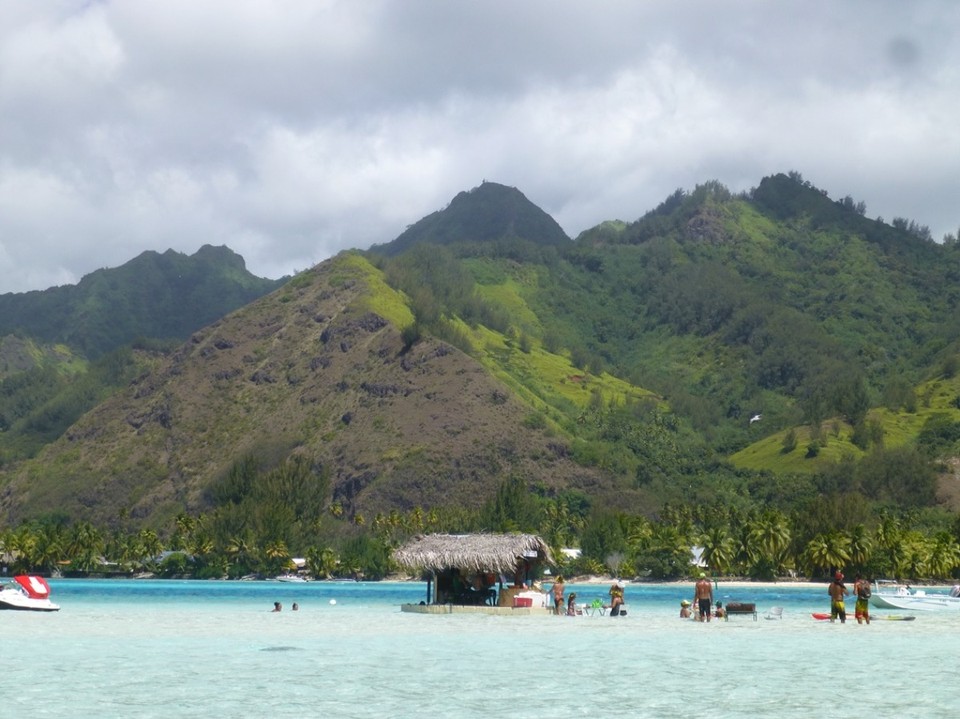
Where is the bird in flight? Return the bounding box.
[749,414,762,424]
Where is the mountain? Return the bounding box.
[0,245,285,464]
[371,181,570,256]
[2,173,960,540]
[0,245,286,360]
[0,253,617,527]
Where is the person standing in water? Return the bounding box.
[550,576,566,615]
[828,571,849,624]
[853,575,871,625]
[609,580,625,616]
[693,572,713,622]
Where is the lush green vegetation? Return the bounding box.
[0,347,158,465]
[2,174,960,582]
[359,172,960,579]
[369,173,960,500]
[0,245,284,359]
[4,470,958,583]
[0,245,283,465]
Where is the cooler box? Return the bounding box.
[513,597,533,608]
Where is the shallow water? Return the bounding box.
[2,580,956,718]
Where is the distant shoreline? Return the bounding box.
[43,573,957,590]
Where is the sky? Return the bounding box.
[2,1,958,293]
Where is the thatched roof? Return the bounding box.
[392,533,553,574]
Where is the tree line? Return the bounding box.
[2,469,958,584]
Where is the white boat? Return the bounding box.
[869,579,960,612]
[0,575,61,612]
[275,573,308,582]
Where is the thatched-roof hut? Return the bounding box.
[392,533,554,614]
[393,533,553,574]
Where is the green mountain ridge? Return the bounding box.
[2,172,960,545]
[0,253,619,527]
[0,244,285,359]
[0,245,286,463]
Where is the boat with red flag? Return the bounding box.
[0,575,61,612]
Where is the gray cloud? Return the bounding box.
[1,0,958,292]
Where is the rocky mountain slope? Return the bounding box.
[0,253,614,527]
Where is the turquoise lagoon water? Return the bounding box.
[2,579,957,718]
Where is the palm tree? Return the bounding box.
[926,532,960,579]
[408,507,425,533]
[625,516,653,553]
[226,535,257,576]
[540,499,581,553]
[874,512,902,549]
[802,532,851,578]
[846,524,872,572]
[32,527,65,574]
[131,528,163,571]
[700,526,736,575]
[901,540,930,580]
[172,514,196,551]
[305,546,338,579]
[190,534,215,561]
[106,531,139,572]
[640,523,692,579]
[264,540,291,576]
[747,512,791,575]
[659,504,694,538]
[8,525,40,573]
[734,517,761,575]
[66,522,105,573]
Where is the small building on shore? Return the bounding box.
[392,533,554,614]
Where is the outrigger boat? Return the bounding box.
[869,579,960,612]
[0,575,61,612]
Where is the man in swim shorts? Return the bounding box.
[853,574,871,625]
[828,571,848,624]
[693,572,713,622]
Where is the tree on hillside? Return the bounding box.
[856,446,936,506]
[479,475,541,532]
[580,510,626,567]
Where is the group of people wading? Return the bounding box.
[549,576,625,616]
[549,570,875,623]
[828,571,872,624]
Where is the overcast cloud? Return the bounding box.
[1,0,958,292]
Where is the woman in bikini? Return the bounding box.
[551,576,566,615]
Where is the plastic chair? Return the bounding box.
[764,606,784,620]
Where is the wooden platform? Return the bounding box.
[400,603,554,615]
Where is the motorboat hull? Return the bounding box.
[0,575,61,611]
[869,580,960,612]
[870,593,960,611]
[0,591,60,611]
